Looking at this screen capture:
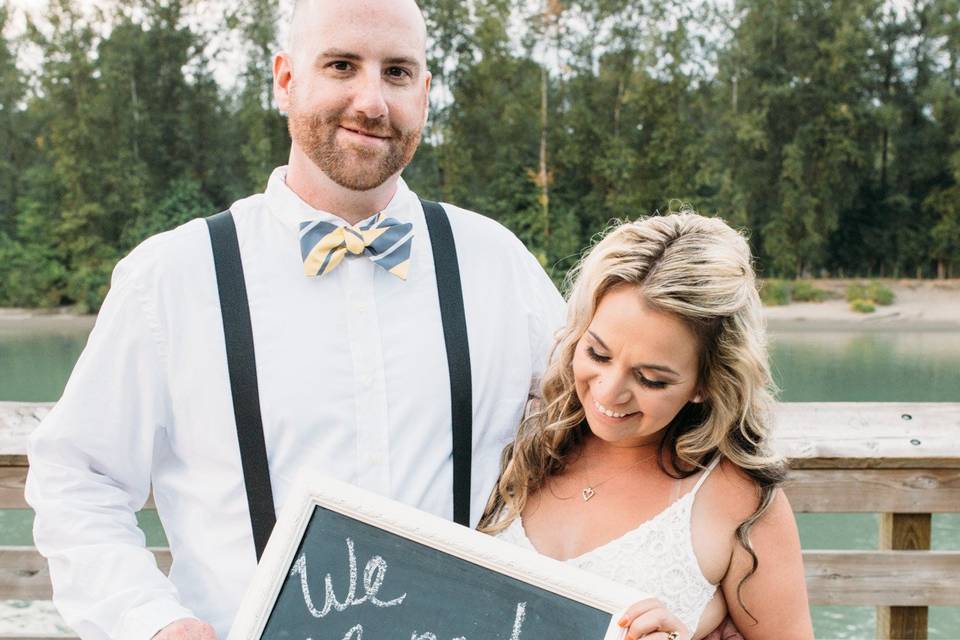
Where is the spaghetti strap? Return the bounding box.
[690,454,722,495]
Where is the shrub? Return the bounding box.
[846,283,869,303]
[760,279,792,306]
[846,281,895,310]
[868,282,895,306]
[850,298,876,313]
[791,281,828,302]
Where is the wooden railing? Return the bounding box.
[1,401,958,639]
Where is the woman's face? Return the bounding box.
[572,285,702,448]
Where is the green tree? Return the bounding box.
[232,0,289,192]
[925,0,960,278]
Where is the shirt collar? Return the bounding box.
[264,166,416,232]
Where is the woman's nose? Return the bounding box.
[593,372,633,407]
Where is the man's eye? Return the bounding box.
[331,61,352,71]
[386,66,410,78]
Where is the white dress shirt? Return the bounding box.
[25,167,566,639]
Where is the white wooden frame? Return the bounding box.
[229,472,646,640]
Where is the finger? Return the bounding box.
[617,598,665,628]
[625,610,688,640]
[624,610,667,640]
[638,634,683,640]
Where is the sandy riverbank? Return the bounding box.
[763,279,960,332]
[2,279,959,333]
[0,308,95,336]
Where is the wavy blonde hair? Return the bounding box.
[479,211,786,615]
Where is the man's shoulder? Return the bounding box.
[113,217,214,288]
[437,202,526,253]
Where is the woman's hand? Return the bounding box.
[618,598,691,640]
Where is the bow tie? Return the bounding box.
[299,214,414,280]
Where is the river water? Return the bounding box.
[1,318,958,638]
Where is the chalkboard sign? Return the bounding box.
[229,474,646,640]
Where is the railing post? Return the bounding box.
[877,513,931,640]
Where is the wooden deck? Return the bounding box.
[1,401,959,639]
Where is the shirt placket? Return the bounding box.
[344,255,392,493]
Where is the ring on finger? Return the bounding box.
[665,632,680,640]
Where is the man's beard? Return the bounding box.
[287,101,422,192]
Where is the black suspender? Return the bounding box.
[421,199,473,529]
[205,200,473,562]
[206,211,277,560]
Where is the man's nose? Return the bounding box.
[352,68,388,120]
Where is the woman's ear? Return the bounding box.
[691,391,704,403]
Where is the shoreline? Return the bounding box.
[762,278,960,332]
[2,279,959,333]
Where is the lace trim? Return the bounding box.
[497,480,718,632]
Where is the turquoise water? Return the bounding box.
[0,318,93,402]
[2,321,959,638]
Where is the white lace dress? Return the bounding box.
[496,456,721,634]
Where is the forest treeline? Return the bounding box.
[1,0,958,311]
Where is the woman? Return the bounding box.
[480,212,813,640]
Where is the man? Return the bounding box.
[24,0,565,637]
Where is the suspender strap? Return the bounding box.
[206,210,277,561]
[421,199,474,527]
[206,201,474,564]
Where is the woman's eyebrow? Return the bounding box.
[586,330,609,351]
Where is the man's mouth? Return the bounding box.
[340,125,390,140]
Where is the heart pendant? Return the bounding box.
[582,487,596,502]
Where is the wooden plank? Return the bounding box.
[880,513,932,550]
[803,549,960,606]
[0,547,171,599]
[784,468,960,513]
[877,513,932,640]
[5,546,958,606]
[0,466,28,509]
[0,466,155,510]
[4,401,960,467]
[878,608,927,640]
[774,403,960,468]
[27,467,960,515]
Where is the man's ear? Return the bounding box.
[422,70,432,127]
[273,52,294,113]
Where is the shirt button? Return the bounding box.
[369,453,385,465]
[359,373,373,387]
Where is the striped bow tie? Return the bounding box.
[299,214,414,280]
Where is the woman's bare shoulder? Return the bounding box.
[698,457,766,523]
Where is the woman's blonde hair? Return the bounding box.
[479,211,786,615]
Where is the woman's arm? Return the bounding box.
[721,488,813,639]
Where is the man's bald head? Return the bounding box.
[274,0,432,196]
[287,0,428,68]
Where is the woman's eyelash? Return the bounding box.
[586,346,668,389]
[636,375,667,389]
[586,346,609,362]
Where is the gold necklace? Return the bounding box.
[581,451,656,502]
[545,449,658,502]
